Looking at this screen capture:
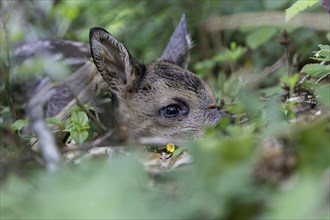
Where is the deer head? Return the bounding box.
[89,15,225,141]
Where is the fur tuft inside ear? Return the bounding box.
[89,27,137,93]
[186,34,194,50]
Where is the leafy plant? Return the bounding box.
[194,42,247,75]
[64,110,90,144]
[301,44,330,77]
[246,27,278,49]
[10,119,28,132]
[46,117,63,130]
[285,0,320,21]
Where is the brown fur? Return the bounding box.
[89,16,224,141]
[15,16,225,142]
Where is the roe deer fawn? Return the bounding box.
[14,15,228,143]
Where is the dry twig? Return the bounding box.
[317,73,330,84]
[26,90,61,171]
[63,81,107,131]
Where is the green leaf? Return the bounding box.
[172,148,183,157]
[301,64,330,77]
[315,84,330,107]
[263,96,288,136]
[285,0,319,21]
[217,71,226,95]
[64,118,73,131]
[238,87,261,116]
[194,59,216,75]
[317,44,330,51]
[214,43,247,62]
[71,129,89,144]
[64,110,90,144]
[246,27,278,49]
[282,74,299,88]
[294,120,330,172]
[263,177,328,219]
[63,110,90,144]
[282,74,300,97]
[312,44,330,62]
[46,117,63,130]
[71,111,89,126]
[11,119,28,132]
[71,111,79,123]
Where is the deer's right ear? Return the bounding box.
[89,28,142,93]
[159,15,191,69]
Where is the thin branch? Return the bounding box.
[298,74,311,84]
[295,106,312,115]
[0,12,16,120]
[26,90,61,172]
[279,30,292,77]
[62,130,114,153]
[246,56,284,86]
[317,73,330,84]
[201,12,329,32]
[284,47,291,76]
[64,82,107,131]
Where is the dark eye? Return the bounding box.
[161,105,181,118]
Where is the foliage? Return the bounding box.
[301,44,330,77]
[285,0,320,21]
[246,27,278,49]
[10,119,28,133]
[194,42,247,76]
[312,44,330,62]
[1,0,329,219]
[1,118,329,219]
[64,110,90,144]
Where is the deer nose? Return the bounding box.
[219,111,236,124]
[208,101,235,124]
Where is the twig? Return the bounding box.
[279,30,291,76]
[62,130,114,153]
[298,74,311,84]
[317,73,330,84]
[246,56,284,86]
[64,82,107,131]
[239,117,250,125]
[284,48,291,76]
[291,53,301,74]
[295,106,312,115]
[26,90,61,172]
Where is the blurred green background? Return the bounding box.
[2,0,328,68]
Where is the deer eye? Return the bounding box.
[160,104,188,118]
[161,105,180,118]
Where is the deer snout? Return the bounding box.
[207,102,235,125]
[207,101,236,124]
[219,111,236,124]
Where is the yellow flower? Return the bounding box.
[166,143,176,153]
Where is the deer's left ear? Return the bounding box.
[89,27,143,94]
[159,15,191,69]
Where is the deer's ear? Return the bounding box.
[159,15,191,69]
[89,28,143,93]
